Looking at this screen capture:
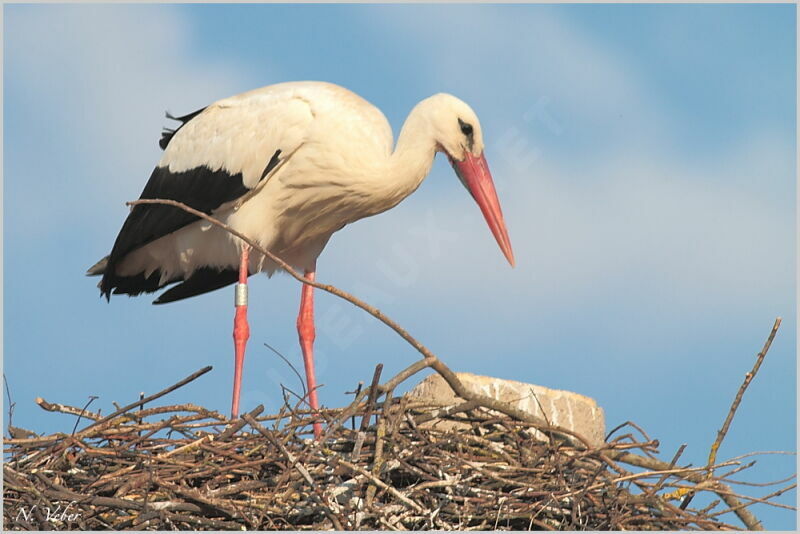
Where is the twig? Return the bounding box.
[683,318,782,516]
[707,317,782,472]
[366,389,391,507]
[413,400,481,425]
[71,396,100,435]
[347,381,364,430]
[679,318,781,514]
[218,404,264,440]
[77,366,213,435]
[335,458,424,513]
[35,397,101,421]
[709,483,797,516]
[264,341,307,398]
[724,473,797,488]
[610,449,765,530]
[4,373,16,431]
[645,443,686,499]
[360,364,383,431]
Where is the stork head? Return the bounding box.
[424,94,515,267]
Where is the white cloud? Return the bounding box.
[5,5,266,236]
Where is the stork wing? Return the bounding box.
[97,89,313,299]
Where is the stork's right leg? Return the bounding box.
[297,268,322,439]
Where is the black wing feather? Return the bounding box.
[153,267,240,304]
[160,107,206,150]
[97,97,283,302]
[111,269,179,297]
[100,165,249,299]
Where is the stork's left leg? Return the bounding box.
[231,245,250,419]
[297,268,323,439]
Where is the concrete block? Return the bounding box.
[406,372,606,447]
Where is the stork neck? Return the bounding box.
[384,109,438,207]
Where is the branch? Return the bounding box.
[610,449,764,529]
[77,365,213,435]
[707,317,782,471]
[35,397,101,421]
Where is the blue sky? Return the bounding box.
[3,4,796,528]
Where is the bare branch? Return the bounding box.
[708,317,782,471]
[77,365,213,435]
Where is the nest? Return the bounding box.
[3,367,776,531]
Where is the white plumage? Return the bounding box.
[95,81,509,292]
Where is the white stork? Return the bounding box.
[88,81,514,437]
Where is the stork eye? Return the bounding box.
[458,118,473,137]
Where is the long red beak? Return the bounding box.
[451,152,515,267]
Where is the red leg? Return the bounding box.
[231,245,250,418]
[297,268,322,438]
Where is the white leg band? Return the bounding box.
[235,283,248,307]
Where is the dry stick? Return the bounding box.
[725,473,797,488]
[127,199,777,530]
[4,373,16,432]
[610,450,764,530]
[136,392,145,432]
[606,420,655,444]
[605,420,659,459]
[711,483,798,515]
[366,389,392,508]
[336,458,424,513]
[33,470,204,514]
[727,450,797,463]
[264,341,307,398]
[348,381,364,430]
[413,400,481,425]
[123,415,178,450]
[85,403,222,423]
[14,405,224,444]
[318,361,438,444]
[645,444,687,499]
[71,396,101,435]
[217,404,265,440]
[708,317,782,471]
[360,364,383,431]
[77,366,213,435]
[558,462,739,501]
[683,317,782,512]
[380,357,437,395]
[35,397,102,421]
